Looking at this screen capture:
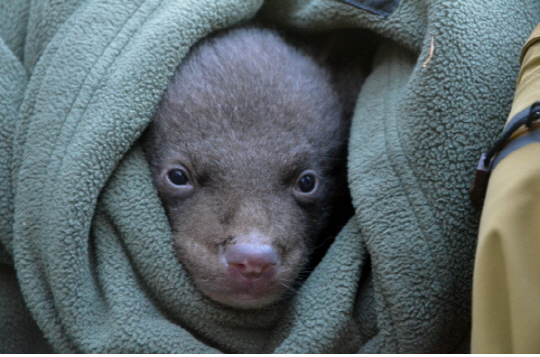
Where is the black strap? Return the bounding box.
[484,101,540,167]
[470,101,540,207]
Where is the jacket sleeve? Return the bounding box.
[472,22,540,354]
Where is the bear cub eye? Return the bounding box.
[167,168,190,186]
[298,173,317,193]
[295,171,319,196]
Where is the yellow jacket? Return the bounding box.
[473,23,540,353]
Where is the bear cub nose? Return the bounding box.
[224,244,279,279]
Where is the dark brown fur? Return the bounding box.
[143,27,353,308]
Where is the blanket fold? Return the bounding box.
[2,0,540,353]
[0,40,26,265]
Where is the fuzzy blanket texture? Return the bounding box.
[1,0,539,353]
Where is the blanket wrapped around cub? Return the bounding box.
[1,0,539,353]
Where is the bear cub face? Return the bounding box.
[143,28,350,309]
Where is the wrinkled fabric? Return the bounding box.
[473,23,540,354]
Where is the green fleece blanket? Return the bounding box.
[1,0,539,353]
